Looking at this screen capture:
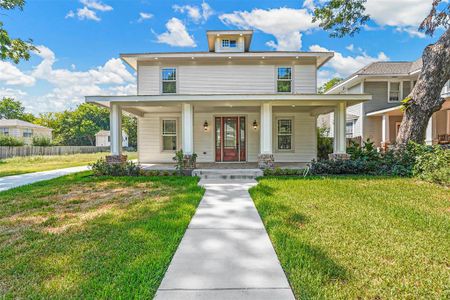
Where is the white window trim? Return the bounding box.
[0,127,9,136]
[388,80,403,103]
[160,118,179,152]
[221,39,230,48]
[23,128,33,138]
[160,67,177,94]
[346,120,355,138]
[276,66,293,94]
[275,117,295,152]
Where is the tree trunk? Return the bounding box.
[396,27,450,146]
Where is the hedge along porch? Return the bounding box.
[86,94,370,168]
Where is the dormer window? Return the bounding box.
[222,39,237,48]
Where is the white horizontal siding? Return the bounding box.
[294,64,316,93]
[138,65,159,95]
[178,65,275,94]
[347,103,363,137]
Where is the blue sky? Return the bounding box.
[0,0,440,113]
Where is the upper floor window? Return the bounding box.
[23,128,33,138]
[0,128,9,136]
[221,39,237,48]
[162,119,177,151]
[162,68,176,94]
[389,81,401,102]
[277,119,293,150]
[277,67,292,93]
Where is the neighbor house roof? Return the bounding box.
[0,119,52,130]
[326,58,423,94]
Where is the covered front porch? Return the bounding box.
[86,94,370,167]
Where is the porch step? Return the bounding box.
[192,168,263,180]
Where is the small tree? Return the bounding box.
[318,77,343,94]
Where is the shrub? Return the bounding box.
[90,158,141,176]
[173,150,197,175]
[0,135,25,146]
[264,167,307,176]
[412,144,450,186]
[32,136,52,146]
[317,127,333,160]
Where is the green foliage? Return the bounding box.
[173,150,197,175]
[412,143,450,186]
[123,115,137,148]
[0,97,25,119]
[318,77,343,94]
[90,158,141,176]
[0,135,24,146]
[31,136,52,146]
[312,0,370,38]
[263,167,306,176]
[0,0,36,63]
[317,127,333,160]
[347,139,379,161]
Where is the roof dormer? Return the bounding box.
[206,30,253,53]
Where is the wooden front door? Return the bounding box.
[215,116,246,162]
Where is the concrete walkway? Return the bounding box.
[155,179,295,300]
[0,166,89,192]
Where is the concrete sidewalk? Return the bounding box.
[0,166,89,192]
[155,179,294,300]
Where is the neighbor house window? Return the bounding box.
[23,128,33,138]
[277,119,293,150]
[162,119,177,151]
[389,82,401,102]
[0,128,9,136]
[277,67,292,93]
[162,68,176,94]
[346,121,354,138]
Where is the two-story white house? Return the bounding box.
[322,59,450,147]
[86,30,370,167]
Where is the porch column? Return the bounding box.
[110,103,122,156]
[181,103,194,155]
[334,102,346,154]
[258,102,274,169]
[425,116,433,145]
[382,114,390,144]
[260,102,272,154]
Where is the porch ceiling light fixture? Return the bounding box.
[252,120,258,130]
[203,120,209,131]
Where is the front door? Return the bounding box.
[215,116,246,162]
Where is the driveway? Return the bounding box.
[0,166,89,192]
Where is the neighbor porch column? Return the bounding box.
[181,103,194,155]
[425,115,433,145]
[381,114,390,145]
[258,102,274,168]
[334,102,347,154]
[110,103,122,156]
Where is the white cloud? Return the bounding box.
[0,87,27,99]
[219,7,318,50]
[137,12,153,23]
[80,0,112,12]
[76,7,100,21]
[0,61,35,86]
[155,18,197,47]
[310,44,389,78]
[346,44,354,52]
[173,2,213,23]
[65,10,75,19]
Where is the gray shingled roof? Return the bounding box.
[0,119,52,130]
[352,58,422,76]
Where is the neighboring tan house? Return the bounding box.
[0,119,52,145]
[95,130,129,147]
[86,30,370,166]
[320,59,450,147]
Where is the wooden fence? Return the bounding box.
[0,146,110,159]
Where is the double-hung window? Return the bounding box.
[23,128,33,138]
[0,128,9,136]
[221,39,237,48]
[346,121,354,138]
[162,68,177,94]
[389,81,401,102]
[162,119,177,151]
[277,119,293,150]
[277,67,292,93]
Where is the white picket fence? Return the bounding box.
[0,146,110,159]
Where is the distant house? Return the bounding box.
[0,119,52,145]
[320,59,450,147]
[95,130,129,147]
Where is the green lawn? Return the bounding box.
[250,176,450,299]
[0,172,204,299]
[0,152,137,177]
